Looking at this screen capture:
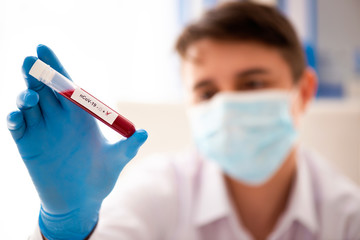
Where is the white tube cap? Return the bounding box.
[29,59,53,84]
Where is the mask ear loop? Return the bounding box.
[283,88,301,153]
[289,87,304,130]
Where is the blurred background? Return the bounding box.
[0,0,359,238]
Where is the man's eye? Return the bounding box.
[243,79,266,89]
[199,90,217,101]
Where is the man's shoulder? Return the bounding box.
[301,147,360,220]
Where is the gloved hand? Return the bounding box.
[7,45,148,240]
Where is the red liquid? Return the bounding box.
[60,89,136,138]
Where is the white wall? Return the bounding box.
[299,100,360,185]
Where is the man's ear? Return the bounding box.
[291,68,318,127]
[297,67,318,113]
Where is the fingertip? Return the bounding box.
[22,56,38,76]
[36,44,53,61]
[22,56,45,91]
[16,89,40,110]
[36,44,71,79]
[113,129,148,161]
[7,111,25,130]
[7,111,27,141]
[133,129,148,145]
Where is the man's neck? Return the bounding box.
[224,148,297,240]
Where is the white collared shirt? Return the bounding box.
[30,147,360,240]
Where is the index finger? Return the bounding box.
[37,44,72,80]
[22,56,62,116]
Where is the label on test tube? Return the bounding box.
[70,88,117,125]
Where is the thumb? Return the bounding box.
[110,129,148,166]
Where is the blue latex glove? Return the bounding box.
[7,45,148,240]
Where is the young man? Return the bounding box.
[7,2,360,240]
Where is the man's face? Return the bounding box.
[182,38,317,184]
[182,39,295,104]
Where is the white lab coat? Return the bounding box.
[30,147,360,240]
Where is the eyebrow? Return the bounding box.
[192,68,270,91]
[236,68,270,78]
[193,79,214,91]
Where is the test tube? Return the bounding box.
[29,59,136,138]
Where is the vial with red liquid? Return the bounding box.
[29,59,136,138]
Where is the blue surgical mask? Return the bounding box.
[187,90,298,185]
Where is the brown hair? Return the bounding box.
[175,1,306,81]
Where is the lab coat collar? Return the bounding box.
[270,147,319,238]
[193,148,319,236]
[193,154,231,227]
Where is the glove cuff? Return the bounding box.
[39,204,100,240]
